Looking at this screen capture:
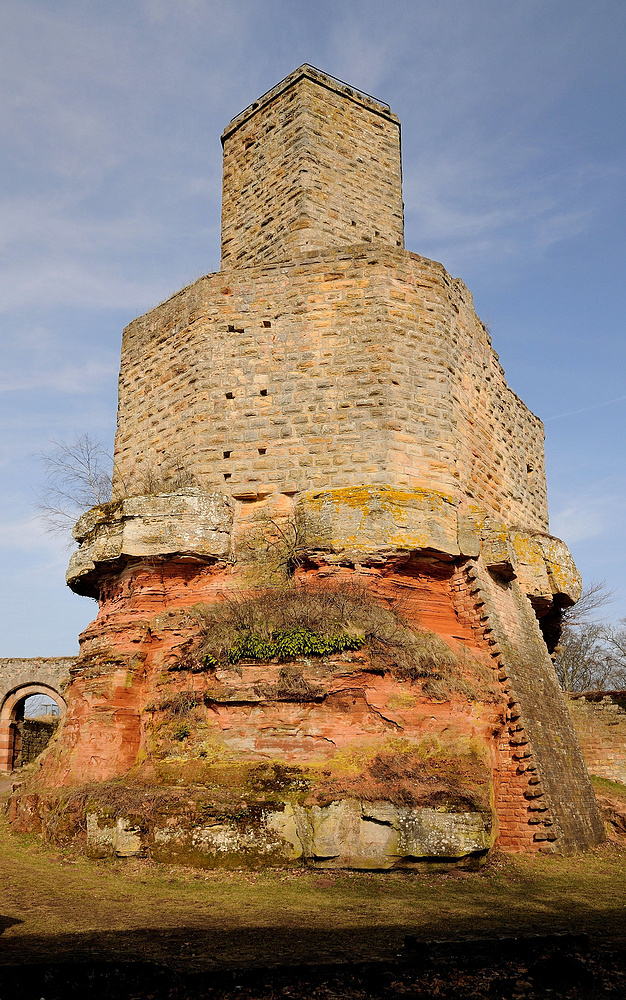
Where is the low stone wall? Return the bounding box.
[566,693,626,785]
[16,719,60,767]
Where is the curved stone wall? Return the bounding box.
[112,248,548,533]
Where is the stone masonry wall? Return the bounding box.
[567,693,626,785]
[16,719,60,767]
[459,561,604,852]
[221,66,404,267]
[113,247,547,532]
[0,658,73,711]
[0,657,73,773]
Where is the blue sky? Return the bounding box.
[1,0,625,655]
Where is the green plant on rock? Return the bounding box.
[190,581,496,703]
[170,721,191,741]
[226,627,365,665]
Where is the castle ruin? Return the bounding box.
[10,66,604,866]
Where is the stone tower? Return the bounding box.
[12,66,603,866]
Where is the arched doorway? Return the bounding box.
[0,684,66,772]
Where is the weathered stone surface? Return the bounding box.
[468,557,604,853]
[537,534,583,605]
[594,794,626,841]
[509,531,552,602]
[86,813,144,858]
[567,693,626,785]
[67,489,233,596]
[459,508,518,579]
[66,485,579,616]
[510,530,582,607]
[88,798,491,869]
[289,798,490,867]
[298,486,460,562]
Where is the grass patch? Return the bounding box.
[590,775,626,803]
[0,799,625,971]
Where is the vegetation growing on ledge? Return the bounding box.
[169,581,498,703]
[225,628,365,665]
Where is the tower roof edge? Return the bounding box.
[221,63,399,144]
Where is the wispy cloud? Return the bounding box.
[551,479,626,545]
[0,0,624,653]
[546,395,626,422]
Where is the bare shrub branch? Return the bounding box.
[35,434,113,536]
[554,581,626,691]
[35,436,200,538]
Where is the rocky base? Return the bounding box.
[9,780,492,870]
[9,485,605,862]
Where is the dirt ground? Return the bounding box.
[2,792,626,998]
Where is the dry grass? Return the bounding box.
[1,799,626,974]
[182,581,497,703]
[591,775,626,803]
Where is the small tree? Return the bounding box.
[554,620,613,691]
[554,581,626,691]
[35,434,113,535]
[606,621,626,683]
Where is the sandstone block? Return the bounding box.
[537,534,583,605]
[86,813,144,858]
[509,530,553,602]
[297,485,460,563]
[458,507,517,579]
[149,797,491,869]
[67,489,233,597]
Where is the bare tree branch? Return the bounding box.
[35,434,113,536]
[554,582,626,691]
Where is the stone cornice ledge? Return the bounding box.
[66,486,581,608]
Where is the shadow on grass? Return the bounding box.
[1,927,626,1000]
[2,903,626,967]
[0,915,22,935]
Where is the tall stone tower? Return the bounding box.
[13,66,603,866]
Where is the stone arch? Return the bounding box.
[0,683,67,772]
